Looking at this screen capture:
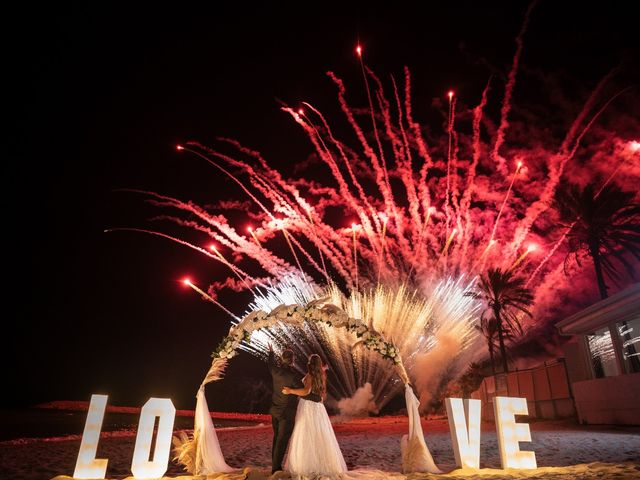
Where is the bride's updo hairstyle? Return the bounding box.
[307,354,326,398]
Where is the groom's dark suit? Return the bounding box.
[268,350,302,473]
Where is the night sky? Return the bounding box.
[8,3,638,411]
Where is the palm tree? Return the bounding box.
[475,314,518,375]
[557,183,640,300]
[476,315,499,375]
[469,268,534,373]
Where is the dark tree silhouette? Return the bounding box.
[558,183,640,300]
[469,268,534,373]
[476,315,498,375]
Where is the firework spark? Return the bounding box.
[237,274,480,409]
[117,8,638,411]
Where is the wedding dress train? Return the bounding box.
[285,397,348,478]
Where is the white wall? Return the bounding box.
[572,372,640,425]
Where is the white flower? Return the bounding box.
[254,320,266,329]
[270,304,288,319]
[332,317,347,328]
[362,331,370,340]
[380,349,387,356]
[219,351,228,359]
[227,351,237,359]
[243,310,266,324]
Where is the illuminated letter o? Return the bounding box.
[131,398,176,479]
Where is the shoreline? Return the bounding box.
[34,400,271,422]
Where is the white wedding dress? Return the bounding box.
[285,391,348,478]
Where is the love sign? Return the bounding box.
[73,394,536,478]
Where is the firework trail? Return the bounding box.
[492,0,538,176]
[508,68,622,258]
[486,161,523,254]
[459,78,491,264]
[183,278,240,321]
[117,5,638,411]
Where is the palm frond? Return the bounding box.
[172,431,197,475]
[202,357,229,386]
[556,182,640,297]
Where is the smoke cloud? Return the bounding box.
[337,382,379,417]
[413,332,465,413]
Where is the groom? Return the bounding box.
[268,345,302,474]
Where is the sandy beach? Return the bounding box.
[2,414,639,480]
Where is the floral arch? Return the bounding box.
[174,297,441,475]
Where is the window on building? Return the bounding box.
[586,327,618,378]
[616,317,640,374]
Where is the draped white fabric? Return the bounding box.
[400,385,442,473]
[194,387,235,474]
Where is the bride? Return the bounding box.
[282,354,348,477]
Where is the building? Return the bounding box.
[556,283,640,425]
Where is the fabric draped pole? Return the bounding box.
[193,387,234,474]
[401,385,442,473]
